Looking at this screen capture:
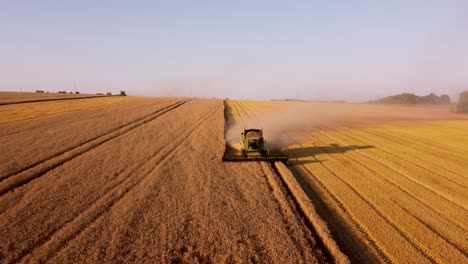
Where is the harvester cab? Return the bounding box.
[242,129,269,156]
[222,128,288,164]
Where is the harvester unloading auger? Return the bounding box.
[222,128,289,164]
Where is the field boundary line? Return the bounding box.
[0,100,188,196]
[272,161,350,264]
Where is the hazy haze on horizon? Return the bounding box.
[1,1,467,101]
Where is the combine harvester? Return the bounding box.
[222,128,288,164]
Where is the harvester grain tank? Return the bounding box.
[222,128,288,164]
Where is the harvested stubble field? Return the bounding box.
[226,100,468,263]
[0,94,334,263]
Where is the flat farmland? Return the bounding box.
[0,95,334,263]
[226,100,468,263]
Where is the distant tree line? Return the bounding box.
[370,93,451,105]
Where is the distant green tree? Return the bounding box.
[120,90,127,96]
[106,92,112,96]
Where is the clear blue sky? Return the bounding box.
[1,1,467,101]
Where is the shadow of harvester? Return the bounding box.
[283,144,374,166]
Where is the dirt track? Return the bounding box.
[0,98,330,263]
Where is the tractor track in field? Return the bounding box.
[12,101,222,264]
[0,100,188,197]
